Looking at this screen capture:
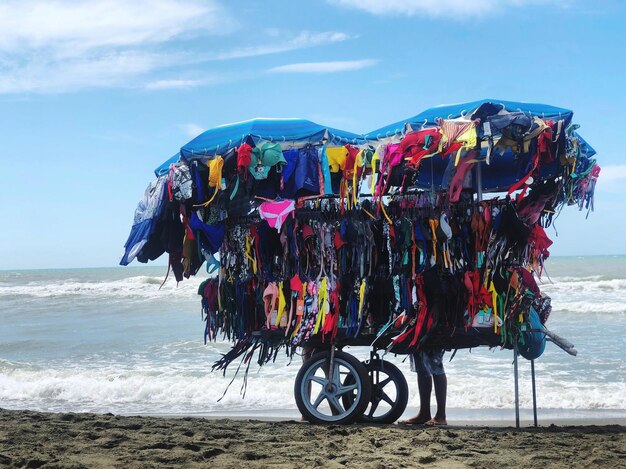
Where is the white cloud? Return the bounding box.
[145,79,204,90]
[214,31,351,60]
[0,0,352,94]
[268,59,377,74]
[0,0,229,55]
[179,123,206,138]
[0,0,232,94]
[328,0,551,18]
[0,50,176,94]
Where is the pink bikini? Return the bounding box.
[259,199,295,231]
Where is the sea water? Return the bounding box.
[1,257,625,422]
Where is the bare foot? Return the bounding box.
[400,414,431,425]
[425,418,447,426]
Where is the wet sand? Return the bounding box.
[1,408,624,468]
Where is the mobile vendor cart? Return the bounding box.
[121,100,598,425]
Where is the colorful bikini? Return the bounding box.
[258,199,295,231]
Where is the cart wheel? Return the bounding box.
[295,350,372,424]
[342,359,409,424]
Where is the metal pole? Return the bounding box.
[531,359,538,427]
[513,341,520,429]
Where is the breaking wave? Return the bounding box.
[541,277,626,314]
[0,275,204,300]
[1,352,625,415]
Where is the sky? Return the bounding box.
[1,0,625,270]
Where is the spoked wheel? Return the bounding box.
[295,350,372,424]
[342,359,409,424]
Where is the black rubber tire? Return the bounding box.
[342,359,409,424]
[295,350,372,425]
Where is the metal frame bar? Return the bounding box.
[513,341,520,429]
[531,359,538,427]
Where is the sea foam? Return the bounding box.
[0,275,204,300]
[1,349,625,416]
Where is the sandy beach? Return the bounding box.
[1,409,624,468]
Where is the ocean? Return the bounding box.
[1,257,625,423]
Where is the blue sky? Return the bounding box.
[1,0,625,269]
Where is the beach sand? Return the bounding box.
[1,409,624,468]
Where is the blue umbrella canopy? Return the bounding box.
[153,103,595,191]
[365,99,595,192]
[365,99,575,139]
[181,118,364,158]
[154,153,181,176]
[155,118,366,176]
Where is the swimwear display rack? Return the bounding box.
[122,100,597,426]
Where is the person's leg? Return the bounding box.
[431,373,447,425]
[403,374,433,424]
[403,352,433,424]
[418,373,434,418]
[426,350,447,426]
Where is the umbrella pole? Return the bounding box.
[531,359,538,427]
[513,340,520,429]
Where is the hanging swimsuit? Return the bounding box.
[325,146,348,173]
[439,118,474,151]
[189,212,225,255]
[400,128,441,168]
[449,151,478,202]
[263,282,279,329]
[258,199,295,231]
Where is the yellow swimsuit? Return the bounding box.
[325,147,348,173]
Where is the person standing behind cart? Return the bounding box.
[405,282,448,425]
[402,267,450,426]
[403,349,447,425]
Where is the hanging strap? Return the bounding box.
[370,147,380,196]
[245,235,257,275]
